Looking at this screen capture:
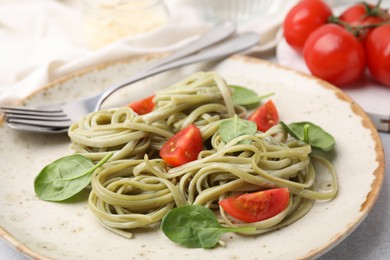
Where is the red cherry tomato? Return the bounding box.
[283,0,332,52]
[365,24,390,87]
[339,3,388,26]
[219,188,290,223]
[159,124,203,167]
[128,95,155,115]
[248,100,279,132]
[339,3,389,41]
[303,24,366,87]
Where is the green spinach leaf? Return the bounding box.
[281,121,335,152]
[161,205,255,248]
[229,85,273,107]
[219,115,257,144]
[34,153,112,202]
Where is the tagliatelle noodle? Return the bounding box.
[67,71,338,238]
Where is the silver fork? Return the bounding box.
[1,22,235,133]
[1,32,260,134]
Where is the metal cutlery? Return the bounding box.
[1,31,260,133]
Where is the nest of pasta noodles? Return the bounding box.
[68,72,337,238]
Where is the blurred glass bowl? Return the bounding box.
[196,0,281,25]
[83,0,169,49]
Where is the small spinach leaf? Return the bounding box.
[229,85,274,107]
[281,121,335,152]
[219,115,257,144]
[34,153,112,202]
[161,205,255,248]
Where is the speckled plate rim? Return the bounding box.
[233,56,385,259]
[0,54,385,260]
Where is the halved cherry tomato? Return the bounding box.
[219,188,290,223]
[159,124,203,167]
[248,100,279,132]
[303,24,366,87]
[283,0,332,52]
[365,24,390,87]
[128,95,155,115]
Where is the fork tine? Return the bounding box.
[3,110,66,117]
[6,122,68,134]
[1,106,66,117]
[0,105,62,112]
[7,118,72,128]
[5,114,71,121]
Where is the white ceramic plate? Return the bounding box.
[276,1,390,132]
[0,55,384,259]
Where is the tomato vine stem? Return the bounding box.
[328,15,390,38]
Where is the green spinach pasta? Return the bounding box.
[66,71,338,241]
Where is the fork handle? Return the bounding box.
[94,32,260,111]
[141,22,235,72]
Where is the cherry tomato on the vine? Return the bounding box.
[283,0,332,52]
[303,24,366,87]
[365,24,390,87]
[339,3,389,26]
[339,2,389,40]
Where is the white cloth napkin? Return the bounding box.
[0,0,298,106]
